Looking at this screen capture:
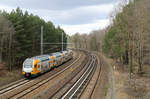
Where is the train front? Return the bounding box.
[22,58,33,78]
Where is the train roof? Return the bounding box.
[32,55,50,59]
[24,51,67,62]
[24,54,51,62]
[52,52,62,55]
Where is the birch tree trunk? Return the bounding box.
[8,32,12,71]
[0,36,4,63]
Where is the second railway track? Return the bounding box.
[61,53,97,99]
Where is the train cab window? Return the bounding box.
[24,59,33,68]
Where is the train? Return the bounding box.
[22,50,73,78]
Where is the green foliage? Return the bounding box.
[103,26,124,58]
[0,7,67,68]
[103,0,136,60]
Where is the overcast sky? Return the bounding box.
[0,0,119,35]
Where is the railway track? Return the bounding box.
[80,53,102,99]
[0,79,27,92]
[0,79,30,95]
[0,51,83,99]
[61,53,97,99]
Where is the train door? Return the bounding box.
[54,56,58,66]
[42,61,48,72]
[42,62,44,72]
[37,63,40,73]
[60,54,63,64]
[59,55,62,65]
[57,55,61,65]
[34,64,38,73]
[60,55,62,65]
[49,58,52,70]
[50,56,55,67]
[37,62,41,73]
[45,61,49,71]
[48,58,50,70]
[41,63,43,72]
[62,53,64,63]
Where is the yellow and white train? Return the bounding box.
[22,50,73,78]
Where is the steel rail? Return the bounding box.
[48,52,91,99]
[62,54,97,99]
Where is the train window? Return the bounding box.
[24,59,33,68]
[35,64,37,68]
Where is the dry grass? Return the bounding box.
[114,71,130,99]
[105,56,150,99]
[0,69,23,87]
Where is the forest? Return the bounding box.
[0,8,67,71]
[71,0,150,75]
